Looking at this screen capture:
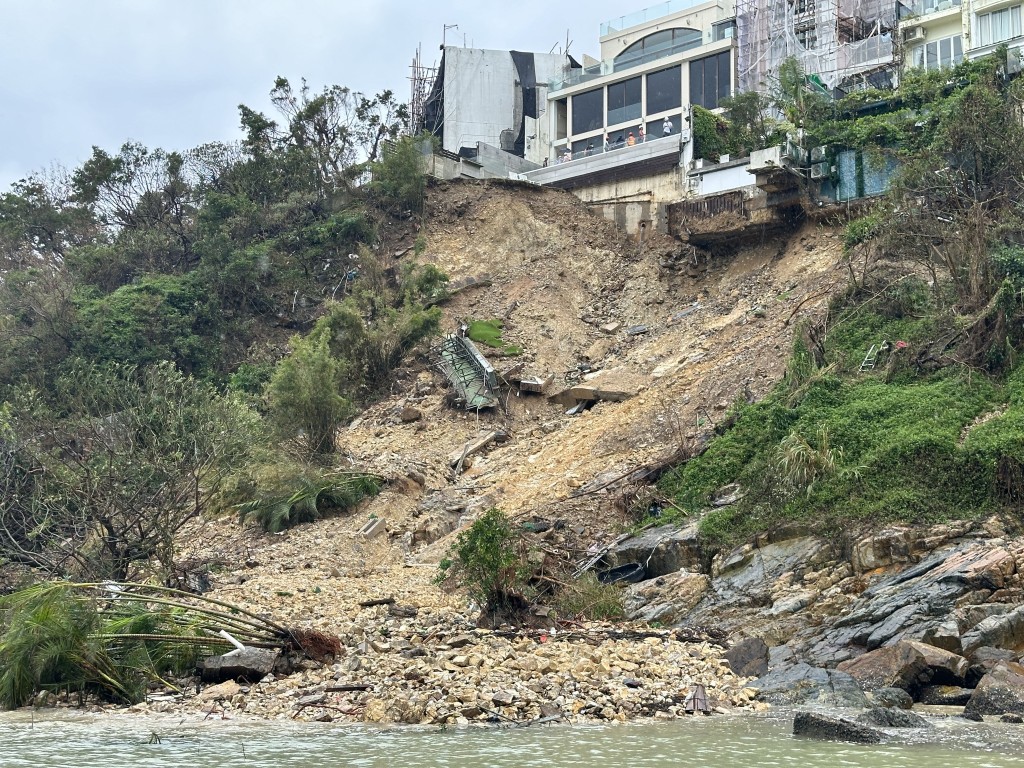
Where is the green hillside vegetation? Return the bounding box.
[0,77,443,579]
[663,52,1024,544]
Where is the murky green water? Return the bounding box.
[2,711,1023,767]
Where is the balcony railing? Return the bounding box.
[900,0,960,17]
[550,33,717,91]
[600,0,719,36]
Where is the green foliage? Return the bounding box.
[719,91,785,157]
[236,468,382,533]
[467,318,522,356]
[692,106,732,162]
[267,318,353,456]
[0,361,262,580]
[369,136,427,214]
[843,214,882,251]
[660,296,1010,545]
[553,573,625,622]
[436,508,529,610]
[0,581,288,709]
[74,273,219,376]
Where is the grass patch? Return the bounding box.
[467,319,522,356]
[658,296,1017,546]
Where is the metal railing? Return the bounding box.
[600,0,720,35]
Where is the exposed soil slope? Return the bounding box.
[187,178,844,627]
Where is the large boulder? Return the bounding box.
[967,646,1019,687]
[724,637,770,678]
[793,711,883,743]
[200,647,279,683]
[961,605,1024,656]
[751,662,869,708]
[964,661,1024,718]
[872,687,913,709]
[858,706,931,729]
[609,523,703,577]
[836,640,967,693]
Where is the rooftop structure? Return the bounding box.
[415,47,573,167]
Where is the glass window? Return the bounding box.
[646,66,682,115]
[648,113,681,137]
[916,35,963,70]
[978,6,1023,47]
[607,76,642,126]
[616,28,703,65]
[690,51,732,109]
[572,89,603,135]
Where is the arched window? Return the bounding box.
[615,28,703,70]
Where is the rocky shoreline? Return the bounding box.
[117,610,757,724]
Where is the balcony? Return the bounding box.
[899,0,960,18]
[520,134,684,189]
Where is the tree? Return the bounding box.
[0,362,262,581]
[266,319,353,457]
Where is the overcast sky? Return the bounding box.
[0,0,638,191]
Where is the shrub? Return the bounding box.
[266,320,353,456]
[436,508,529,611]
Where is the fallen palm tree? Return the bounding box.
[0,581,338,709]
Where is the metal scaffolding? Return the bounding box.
[736,0,896,94]
[408,44,438,135]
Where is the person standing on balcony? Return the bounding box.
[626,132,636,146]
[638,125,645,143]
[663,116,673,136]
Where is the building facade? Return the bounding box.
[546,0,737,162]
[418,47,574,167]
[900,0,1024,74]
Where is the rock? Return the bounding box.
[447,633,476,649]
[807,544,1015,664]
[400,406,422,423]
[200,647,279,683]
[491,690,516,706]
[872,687,913,710]
[609,523,704,577]
[961,605,1024,657]
[724,637,769,678]
[903,641,969,685]
[836,643,929,692]
[1000,713,1024,724]
[967,646,1018,687]
[623,570,709,623]
[836,641,967,693]
[964,661,1024,718]
[857,706,931,729]
[916,685,973,706]
[792,711,883,744]
[751,663,869,707]
[199,680,241,702]
[919,619,963,655]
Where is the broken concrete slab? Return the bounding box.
[200,647,279,683]
[517,374,554,394]
[448,430,508,468]
[354,517,387,539]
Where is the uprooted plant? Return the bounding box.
[0,581,339,709]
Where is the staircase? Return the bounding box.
[435,335,500,410]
